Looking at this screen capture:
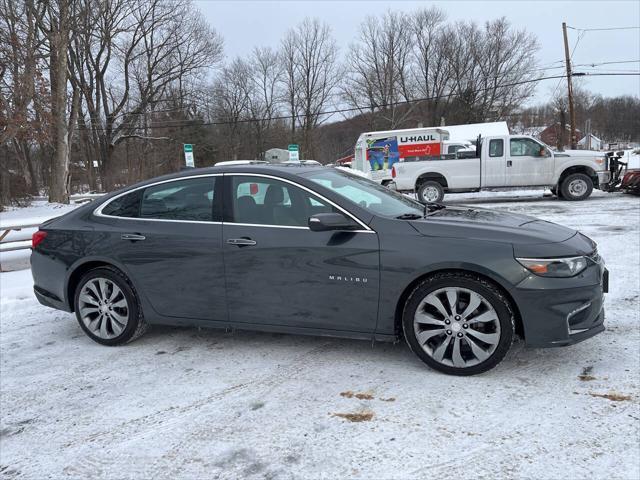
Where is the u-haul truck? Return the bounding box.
[352,127,450,184]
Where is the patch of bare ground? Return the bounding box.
[331,411,375,422]
[588,392,633,402]
[579,366,597,381]
[340,391,374,400]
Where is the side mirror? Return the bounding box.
[308,213,358,232]
[539,147,551,157]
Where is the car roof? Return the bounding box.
[194,163,324,175]
[124,163,327,188]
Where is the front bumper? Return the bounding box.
[597,170,611,186]
[512,265,608,348]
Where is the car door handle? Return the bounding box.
[507,160,513,167]
[226,238,257,247]
[121,233,146,241]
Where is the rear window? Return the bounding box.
[100,177,217,221]
[101,190,143,218]
[140,178,214,221]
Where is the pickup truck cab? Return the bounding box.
[391,135,611,202]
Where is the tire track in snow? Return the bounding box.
[61,341,337,476]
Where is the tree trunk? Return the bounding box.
[12,139,39,195]
[0,146,11,209]
[48,1,71,204]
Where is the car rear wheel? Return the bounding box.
[402,273,514,375]
[417,181,445,203]
[560,173,593,201]
[74,267,148,346]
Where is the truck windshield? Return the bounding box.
[305,169,424,218]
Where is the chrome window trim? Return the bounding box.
[92,174,222,223]
[226,222,371,233]
[225,172,375,233]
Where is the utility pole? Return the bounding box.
[562,22,578,149]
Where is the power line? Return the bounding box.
[567,25,640,32]
[573,59,639,67]
[570,30,585,60]
[71,72,639,132]
[574,72,640,76]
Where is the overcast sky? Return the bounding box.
[194,0,640,106]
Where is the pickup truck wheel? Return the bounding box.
[402,273,514,376]
[560,173,593,201]
[417,181,444,203]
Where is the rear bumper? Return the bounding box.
[34,285,72,312]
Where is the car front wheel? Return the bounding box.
[402,272,514,375]
[74,267,148,346]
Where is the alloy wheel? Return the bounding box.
[78,277,129,339]
[413,287,501,368]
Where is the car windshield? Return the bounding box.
[304,168,424,218]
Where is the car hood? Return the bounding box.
[408,206,577,245]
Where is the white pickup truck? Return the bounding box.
[390,135,612,202]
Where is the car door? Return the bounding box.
[482,138,507,187]
[95,174,226,321]
[222,173,380,333]
[506,137,555,186]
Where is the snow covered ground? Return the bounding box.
[1,192,639,479]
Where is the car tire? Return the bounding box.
[560,173,593,201]
[74,267,148,346]
[417,181,445,203]
[402,272,514,376]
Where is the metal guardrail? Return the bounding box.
[0,194,105,255]
[0,223,41,252]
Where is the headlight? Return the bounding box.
[516,256,588,277]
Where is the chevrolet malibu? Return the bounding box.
[31,165,608,375]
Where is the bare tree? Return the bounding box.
[281,18,340,158]
[280,31,298,144]
[342,11,415,129]
[29,0,82,203]
[211,58,251,160]
[246,47,284,159]
[411,7,451,126]
[0,0,49,194]
[68,0,223,189]
[445,18,539,123]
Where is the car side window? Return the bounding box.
[139,177,215,221]
[101,190,143,218]
[231,176,336,227]
[489,139,504,157]
[510,138,543,157]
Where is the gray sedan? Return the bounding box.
[31,165,608,375]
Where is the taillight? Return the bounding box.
[250,183,258,195]
[391,166,396,178]
[32,230,47,249]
